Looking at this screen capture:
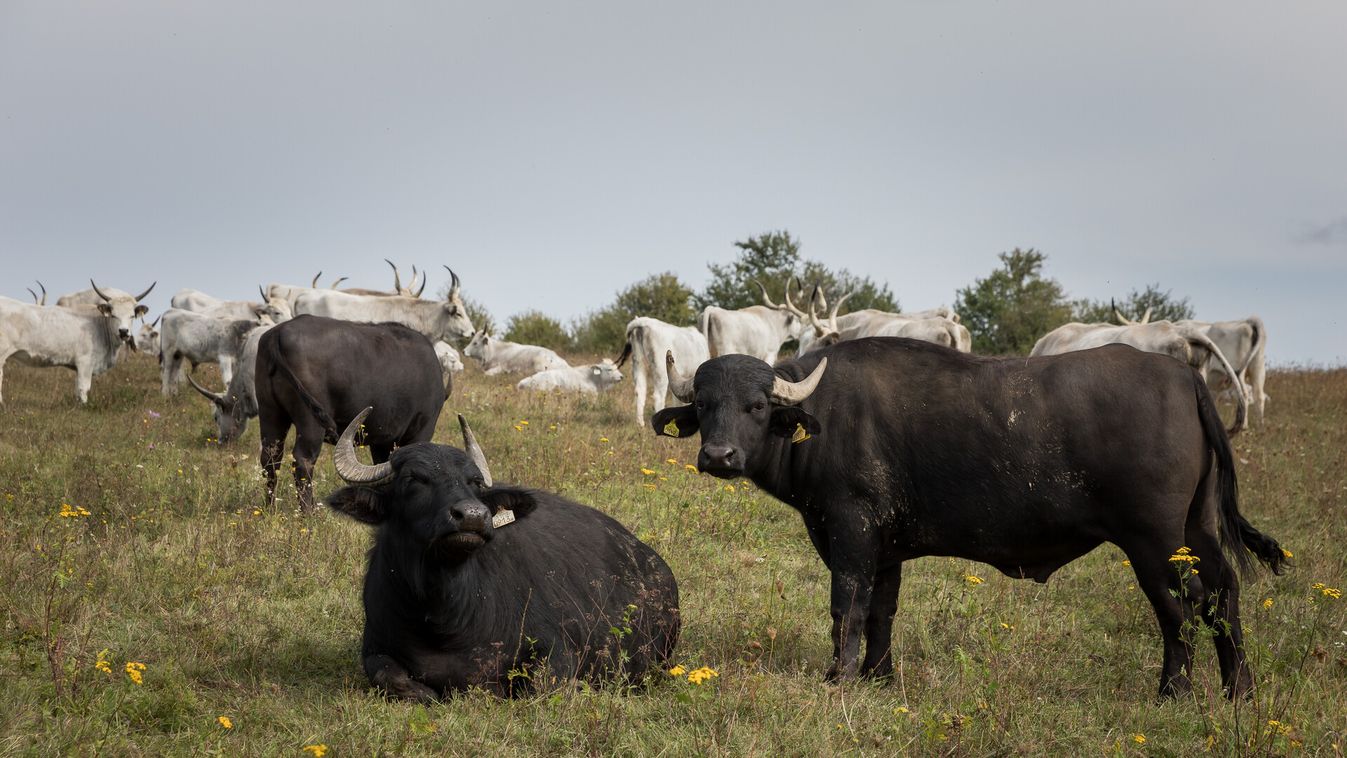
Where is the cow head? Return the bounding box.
[185,370,250,443]
[463,330,490,361]
[259,285,294,323]
[437,266,475,342]
[590,359,623,389]
[652,353,826,478]
[91,280,155,349]
[136,315,161,356]
[326,409,531,560]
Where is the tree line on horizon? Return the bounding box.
[443,231,1194,356]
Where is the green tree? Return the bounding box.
[698,230,898,315]
[954,248,1072,355]
[571,272,697,354]
[1072,283,1195,324]
[504,310,572,351]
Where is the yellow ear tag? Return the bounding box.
[492,509,516,529]
[663,418,680,436]
[791,423,811,444]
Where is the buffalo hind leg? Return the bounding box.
[1127,546,1197,698]
[1187,531,1253,698]
[258,415,291,507]
[859,563,903,680]
[291,427,324,511]
[365,654,438,703]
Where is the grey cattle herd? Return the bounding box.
[1,266,1281,701]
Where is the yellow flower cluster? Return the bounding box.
[666,458,678,465]
[1311,583,1342,600]
[58,503,91,518]
[1282,548,1294,559]
[964,574,984,586]
[1133,734,1146,744]
[640,467,656,476]
[94,649,112,675]
[1168,546,1199,564]
[687,666,719,685]
[124,661,146,685]
[667,664,686,677]
[684,464,698,473]
[1262,598,1274,610]
[302,745,328,758]
[217,715,233,729]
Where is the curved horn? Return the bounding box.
[782,275,805,316]
[334,407,394,484]
[185,370,229,408]
[770,357,828,406]
[259,285,270,302]
[414,267,427,297]
[456,414,493,487]
[1139,306,1153,324]
[26,287,39,304]
[666,350,695,403]
[150,314,161,328]
[385,258,403,292]
[311,271,323,288]
[827,292,853,331]
[1111,298,1133,325]
[29,281,47,305]
[753,279,781,310]
[443,266,461,299]
[331,276,348,289]
[807,286,827,333]
[132,281,156,302]
[90,279,113,302]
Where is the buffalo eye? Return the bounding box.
[750,400,766,413]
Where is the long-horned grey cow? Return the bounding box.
[1,280,153,403]
[1031,320,1250,433]
[185,324,275,444]
[158,308,257,395]
[1176,317,1268,426]
[616,316,709,426]
[292,267,474,344]
[171,287,292,324]
[462,331,568,375]
[699,280,811,363]
[652,338,1285,698]
[798,290,969,355]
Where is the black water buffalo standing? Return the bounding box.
[255,315,446,510]
[652,337,1286,698]
[326,409,680,700]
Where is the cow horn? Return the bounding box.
[807,286,827,333]
[782,276,804,316]
[259,285,269,302]
[1111,298,1133,325]
[334,407,395,484]
[385,258,402,291]
[444,266,461,299]
[312,271,323,288]
[770,357,828,406]
[150,314,161,328]
[29,281,47,305]
[828,292,853,331]
[133,281,156,302]
[185,370,229,408]
[753,279,781,310]
[1139,306,1153,324]
[414,267,427,297]
[90,279,113,302]
[666,350,695,402]
[457,414,493,487]
[331,276,347,289]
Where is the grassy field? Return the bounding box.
[0,353,1343,756]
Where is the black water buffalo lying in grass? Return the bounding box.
[255,315,446,510]
[653,337,1286,698]
[327,408,680,700]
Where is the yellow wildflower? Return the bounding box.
[999,622,1014,631]
[640,467,656,476]
[125,661,146,685]
[513,425,523,432]
[217,715,233,729]
[519,420,529,425]
[964,574,984,586]
[302,746,328,758]
[1168,547,1199,564]
[666,458,678,465]
[895,706,910,714]
[687,666,719,685]
[684,464,698,473]
[599,437,610,443]
[667,664,687,677]
[94,649,112,675]
[1282,548,1293,559]
[724,484,735,493]
[1311,583,1342,599]
[1262,598,1273,610]
[58,503,91,518]
[642,483,657,490]
[1133,734,1146,745]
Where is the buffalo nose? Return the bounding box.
[452,501,490,533]
[699,443,738,471]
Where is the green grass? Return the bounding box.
[1,355,1344,755]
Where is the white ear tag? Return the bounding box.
[492,509,516,528]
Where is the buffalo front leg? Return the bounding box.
[859,563,903,680]
[258,416,290,507]
[365,654,439,703]
[823,528,879,682]
[291,430,324,511]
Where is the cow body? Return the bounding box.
[294,290,474,344]
[326,411,680,700]
[462,332,568,376]
[171,288,292,324]
[616,317,709,425]
[158,309,255,395]
[0,299,134,403]
[517,359,622,394]
[255,315,444,509]
[653,338,1285,697]
[801,308,969,355]
[1177,317,1268,425]
[699,304,803,363]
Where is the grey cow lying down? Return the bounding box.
[325,409,681,700]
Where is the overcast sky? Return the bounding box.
[2,2,1343,364]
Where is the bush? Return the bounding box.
[504,311,572,351]
[954,249,1072,355]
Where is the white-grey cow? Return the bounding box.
[517,359,623,394]
[158,308,255,395]
[292,267,474,344]
[462,331,568,376]
[616,316,709,425]
[185,324,273,444]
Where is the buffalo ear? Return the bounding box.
[325,486,388,524]
[769,406,821,438]
[651,406,699,438]
[481,488,540,519]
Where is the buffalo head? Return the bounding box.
[652,353,826,478]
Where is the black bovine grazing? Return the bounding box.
[326,409,680,700]
[255,315,446,510]
[652,337,1286,698]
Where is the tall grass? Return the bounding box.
[0,356,1343,755]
